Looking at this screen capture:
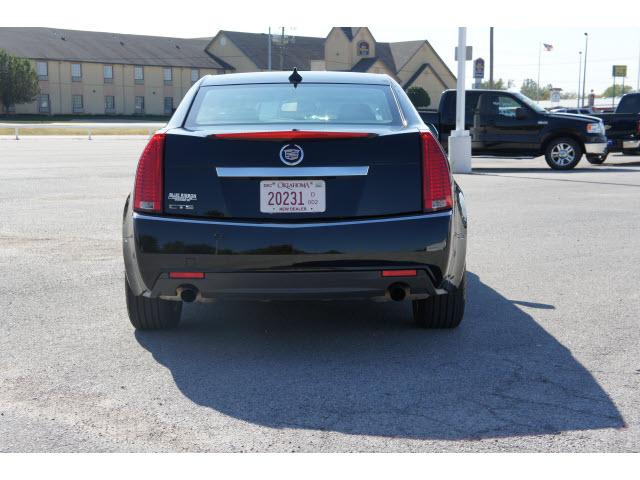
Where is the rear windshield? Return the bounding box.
[184,83,402,127]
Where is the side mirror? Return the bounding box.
[515,107,528,120]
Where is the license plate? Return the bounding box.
[260,180,325,213]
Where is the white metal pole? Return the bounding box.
[637,41,639,91]
[455,27,467,133]
[449,27,472,174]
[536,42,541,102]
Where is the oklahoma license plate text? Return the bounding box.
[260,180,326,213]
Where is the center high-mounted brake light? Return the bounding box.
[420,131,453,213]
[133,133,165,213]
[210,131,376,141]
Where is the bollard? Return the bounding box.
[88,128,92,140]
[15,127,19,140]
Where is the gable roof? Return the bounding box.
[217,31,325,71]
[350,57,379,73]
[339,27,361,41]
[0,27,227,69]
[402,62,452,90]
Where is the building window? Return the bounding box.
[135,96,145,114]
[38,94,50,113]
[71,63,82,82]
[72,95,83,113]
[103,65,113,83]
[163,97,173,115]
[105,95,115,113]
[358,41,370,56]
[191,69,199,84]
[134,66,144,84]
[163,68,172,85]
[36,61,48,80]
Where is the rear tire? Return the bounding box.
[412,275,466,329]
[544,138,582,170]
[586,154,607,165]
[125,277,182,330]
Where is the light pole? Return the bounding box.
[448,27,472,174]
[582,32,589,107]
[489,27,494,89]
[577,51,582,108]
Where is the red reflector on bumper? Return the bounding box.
[169,272,205,279]
[381,270,417,277]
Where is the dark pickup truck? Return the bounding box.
[591,93,640,155]
[420,89,608,169]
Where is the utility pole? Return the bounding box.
[489,27,494,89]
[577,51,582,108]
[582,32,589,107]
[280,27,285,71]
[267,27,272,71]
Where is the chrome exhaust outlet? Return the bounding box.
[388,283,409,302]
[177,285,198,303]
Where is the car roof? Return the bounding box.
[200,71,393,86]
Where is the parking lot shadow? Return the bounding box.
[135,272,624,440]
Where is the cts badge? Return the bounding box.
[279,144,304,166]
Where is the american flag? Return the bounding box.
[543,43,554,51]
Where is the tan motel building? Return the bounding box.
[0,27,455,116]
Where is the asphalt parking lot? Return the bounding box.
[1,136,639,452]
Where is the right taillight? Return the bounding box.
[133,133,165,213]
[636,120,640,135]
[420,131,453,212]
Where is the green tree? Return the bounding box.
[477,78,514,90]
[520,79,553,101]
[601,84,632,98]
[406,86,431,108]
[0,49,39,113]
[560,91,578,100]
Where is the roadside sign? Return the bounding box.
[473,58,485,79]
[454,46,473,61]
[550,88,561,103]
[612,65,627,77]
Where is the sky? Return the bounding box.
[3,0,639,94]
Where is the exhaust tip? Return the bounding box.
[178,286,198,303]
[388,283,409,302]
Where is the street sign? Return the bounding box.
[612,65,627,77]
[550,88,561,103]
[473,58,485,79]
[454,46,473,61]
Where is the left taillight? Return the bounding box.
[133,133,165,213]
[420,131,453,213]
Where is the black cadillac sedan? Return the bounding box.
[123,71,467,330]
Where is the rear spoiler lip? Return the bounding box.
[208,131,379,141]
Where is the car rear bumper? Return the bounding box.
[152,270,443,302]
[623,139,640,150]
[123,205,467,302]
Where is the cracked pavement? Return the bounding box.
[0,137,638,451]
